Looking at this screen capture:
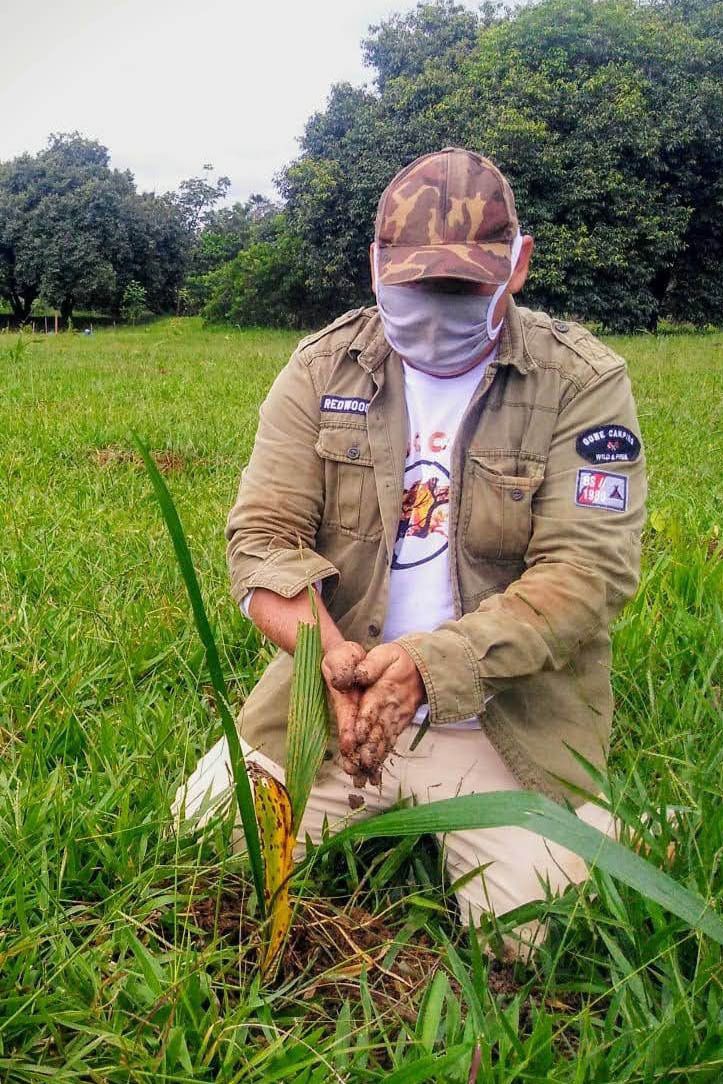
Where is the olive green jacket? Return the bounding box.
[225,298,646,804]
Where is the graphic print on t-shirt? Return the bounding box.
[382,355,492,652]
[392,459,450,569]
[381,353,496,727]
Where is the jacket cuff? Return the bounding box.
[396,629,486,724]
[230,548,339,609]
[241,579,322,620]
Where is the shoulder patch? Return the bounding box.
[576,424,640,464]
[320,394,369,416]
[575,469,628,512]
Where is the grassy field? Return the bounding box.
[1,317,721,1081]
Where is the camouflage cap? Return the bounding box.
[374,147,519,286]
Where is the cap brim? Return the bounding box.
[377,242,513,287]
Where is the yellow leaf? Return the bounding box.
[649,508,667,533]
[250,764,295,978]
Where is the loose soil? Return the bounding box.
[188,887,528,1021]
[94,445,186,472]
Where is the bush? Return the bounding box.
[202,233,313,329]
[120,281,148,324]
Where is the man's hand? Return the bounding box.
[344,643,425,786]
[321,641,367,772]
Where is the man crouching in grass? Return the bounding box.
[174,147,646,961]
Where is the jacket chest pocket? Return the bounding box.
[315,427,383,541]
[461,453,545,562]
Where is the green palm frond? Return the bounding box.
[285,591,329,835]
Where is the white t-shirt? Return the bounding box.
[244,349,496,728]
[382,355,493,727]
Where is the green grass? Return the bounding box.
[1,317,721,1081]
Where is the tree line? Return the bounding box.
[200,0,722,333]
[0,133,234,324]
[2,0,721,332]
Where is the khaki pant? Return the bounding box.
[173,726,615,961]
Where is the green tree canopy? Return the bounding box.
[448,0,723,329]
[201,222,310,328]
[361,0,483,88]
[172,166,231,234]
[0,133,189,321]
[181,194,282,314]
[205,0,722,332]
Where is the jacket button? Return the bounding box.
[553,320,569,333]
[368,623,380,637]
[346,446,360,460]
[510,488,525,501]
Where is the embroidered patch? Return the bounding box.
[576,424,640,464]
[575,469,628,512]
[320,395,370,416]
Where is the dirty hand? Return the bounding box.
[342,643,425,787]
[321,640,367,759]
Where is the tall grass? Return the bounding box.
[0,319,720,1080]
[131,433,267,920]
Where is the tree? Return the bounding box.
[172,166,231,233]
[209,0,722,331]
[122,191,189,314]
[361,0,488,89]
[0,133,132,320]
[202,226,312,329]
[444,0,723,329]
[183,194,282,314]
[0,133,190,322]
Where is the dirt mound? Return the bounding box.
[188,888,524,1021]
[93,446,186,473]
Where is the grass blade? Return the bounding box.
[385,1044,474,1083]
[132,432,266,919]
[317,790,723,945]
[417,968,448,1052]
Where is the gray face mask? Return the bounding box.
[374,231,522,376]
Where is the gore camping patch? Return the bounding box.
[575,469,628,512]
[576,424,640,464]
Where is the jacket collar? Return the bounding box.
[348,297,534,376]
[495,297,535,374]
[348,308,391,373]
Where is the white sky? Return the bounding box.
[0,0,479,203]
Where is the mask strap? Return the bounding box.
[372,242,385,313]
[486,230,523,340]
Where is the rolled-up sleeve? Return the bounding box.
[397,360,647,723]
[225,349,339,609]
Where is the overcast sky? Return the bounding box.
[1,0,479,203]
